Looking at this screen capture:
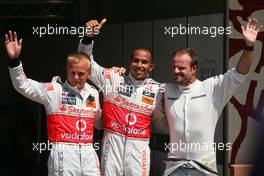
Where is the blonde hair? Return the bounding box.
[67,52,91,71]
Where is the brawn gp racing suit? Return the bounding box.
[163,69,247,175]
[9,60,101,176]
[78,39,168,176]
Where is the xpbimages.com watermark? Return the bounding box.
[32,24,99,38]
[32,141,100,153]
[96,82,166,95]
[164,24,232,38]
[164,141,232,152]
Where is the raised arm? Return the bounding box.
[6,31,53,106]
[77,19,111,93]
[207,19,261,113]
[78,19,106,56]
[78,19,125,93]
[236,18,261,75]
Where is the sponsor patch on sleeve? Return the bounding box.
[103,68,111,79]
[44,83,54,91]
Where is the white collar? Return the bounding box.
[128,73,147,85]
[177,80,199,93]
[66,81,88,94]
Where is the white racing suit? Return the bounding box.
[78,41,168,176]
[162,69,247,175]
[9,62,102,176]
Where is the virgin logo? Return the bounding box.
[76,120,87,132]
[125,114,137,126]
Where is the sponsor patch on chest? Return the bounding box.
[191,94,206,100]
[116,82,134,97]
[141,96,154,105]
[141,90,155,105]
[167,97,179,100]
[62,97,76,105]
[85,95,96,108]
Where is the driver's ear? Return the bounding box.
[192,65,198,73]
[149,63,155,73]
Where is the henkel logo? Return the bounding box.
[76,120,87,132]
[125,113,137,126]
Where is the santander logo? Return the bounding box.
[113,96,152,114]
[58,105,96,116]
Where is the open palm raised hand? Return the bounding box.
[241,18,262,46]
[5,31,23,59]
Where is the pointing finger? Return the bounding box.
[99,18,107,29]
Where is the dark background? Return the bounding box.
[0,0,225,175]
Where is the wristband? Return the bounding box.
[244,45,254,51]
[82,36,94,45]
[8,57,20,68]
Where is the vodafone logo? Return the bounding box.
[125,113,137,126]
[76,120,87,132]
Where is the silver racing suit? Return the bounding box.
[9,62,102,176]
[78,40,168,176]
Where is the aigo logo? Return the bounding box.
[76,120,87,132]
[125,113,137,126]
